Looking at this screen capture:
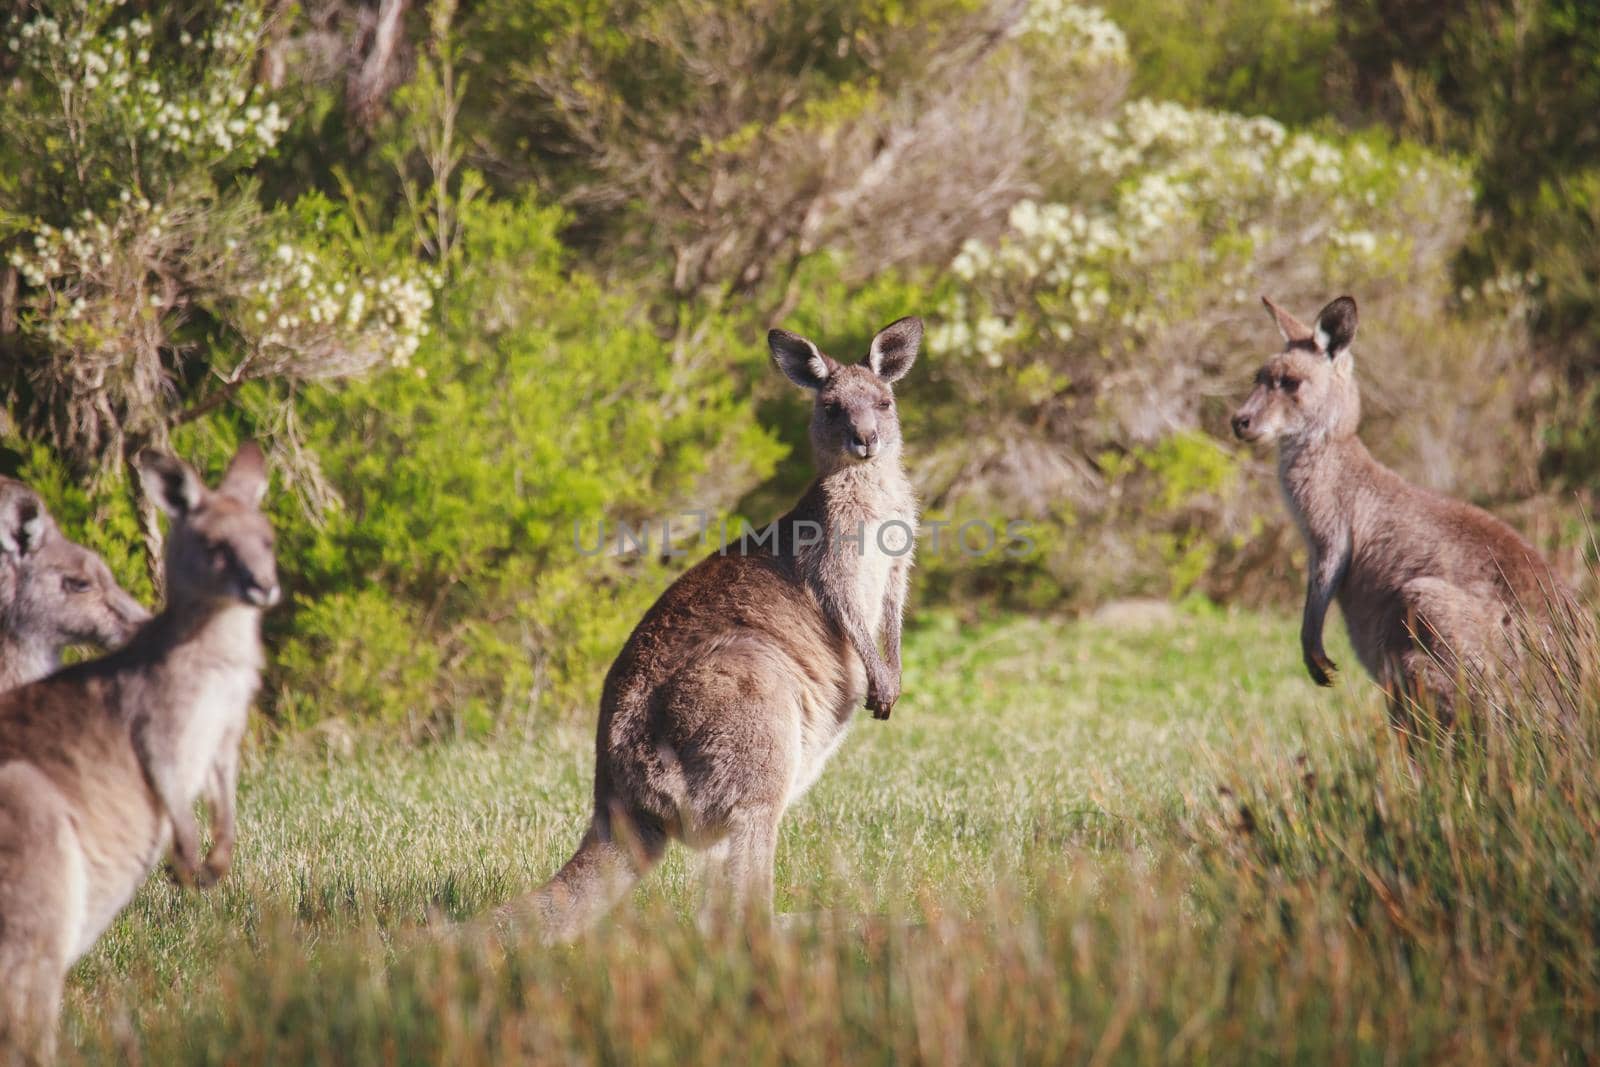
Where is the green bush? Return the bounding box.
[1103,0,1337,123]
[270,196,783,736]
[1327,0,1600,489]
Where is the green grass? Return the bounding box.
[54,607,1600,1064]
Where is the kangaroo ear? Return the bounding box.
[864,316,922,383]
[768,328,836,391]
[1312,296,1358,357]
[217,441,269,508]
[0,483,51,558]
[135,450,206,519]
[1262,295,1313,345]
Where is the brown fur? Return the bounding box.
[0,444,278,1060]
[0,478,148,691]
[501,318,923,941]
[1232,295,1572,726]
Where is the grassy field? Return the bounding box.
[54,606,1600,1064]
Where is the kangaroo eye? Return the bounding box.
[876,398,892,411]
[1281,377,1300,394]
[62,576,92,594]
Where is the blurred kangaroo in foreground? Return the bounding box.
[1232,295,1574,726]
[0,444,277,1060]
[501,317,923,941]
[0,478,148,691]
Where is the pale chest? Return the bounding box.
[832,504,915,635]
[169,664,256,800]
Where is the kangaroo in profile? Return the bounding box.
[500,317,923,941]
[0,444,277,1059]
[0,478,148,690]
[1231,295,1572,725]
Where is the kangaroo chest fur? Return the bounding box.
[75,607,262,957]
[806,462,917,644]
[783,463,915,803]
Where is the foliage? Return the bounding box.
[0,0,1582,731]
[269,196,782,736]
[926,93,1540,603]
[1330,0,1600,489]
[1103,0,1339,123]
[0,0,430,490]
[459,0,1114,309]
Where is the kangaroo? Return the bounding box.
[1231,295,1571,726]
[500,317,923,941]
[0,444,278,1060]
[0,478,149,691]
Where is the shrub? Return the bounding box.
[1102,0,1338,123]
[924,89,1540,604]
[459,0,1124,308]
[269,196,783,736]
[0,0,430,581]
[1326,0,1600,491]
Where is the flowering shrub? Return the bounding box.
[921,44,1539,603]
[1016,1,1129,67]
[6,2,287,192]
[0,0,430,481]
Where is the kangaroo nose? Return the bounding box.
[1231,413,1250,438]
[245,581,281,608]
[849,430,879,458]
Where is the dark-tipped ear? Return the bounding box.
[1312,296,1358,357]
[1262,295,1312,345]
[768,328,835,391]
[135,450,206,519]
[217,441,268,508]
[0,482,51,558]
[864,316,922,383]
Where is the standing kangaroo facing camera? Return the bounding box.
[0,478,149,691]
[500,317,922,941]
[1232,295,1573,726]
[0,444,278,1060]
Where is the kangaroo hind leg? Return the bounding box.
[1397,577,1504,729]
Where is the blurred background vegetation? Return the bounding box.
[0,0,1594,738]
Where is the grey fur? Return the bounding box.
[1232,295,1572,726]
[499,318,923,941]
[0,478,148,691]
[0,444,278,1058]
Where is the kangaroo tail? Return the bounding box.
[496,816,666,944]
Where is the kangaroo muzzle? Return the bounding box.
[847,423,881,460]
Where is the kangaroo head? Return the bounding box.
[768,316,923,472]
[1231,295,1361,448]
[0,477,149,658]
[136,443,279,611]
